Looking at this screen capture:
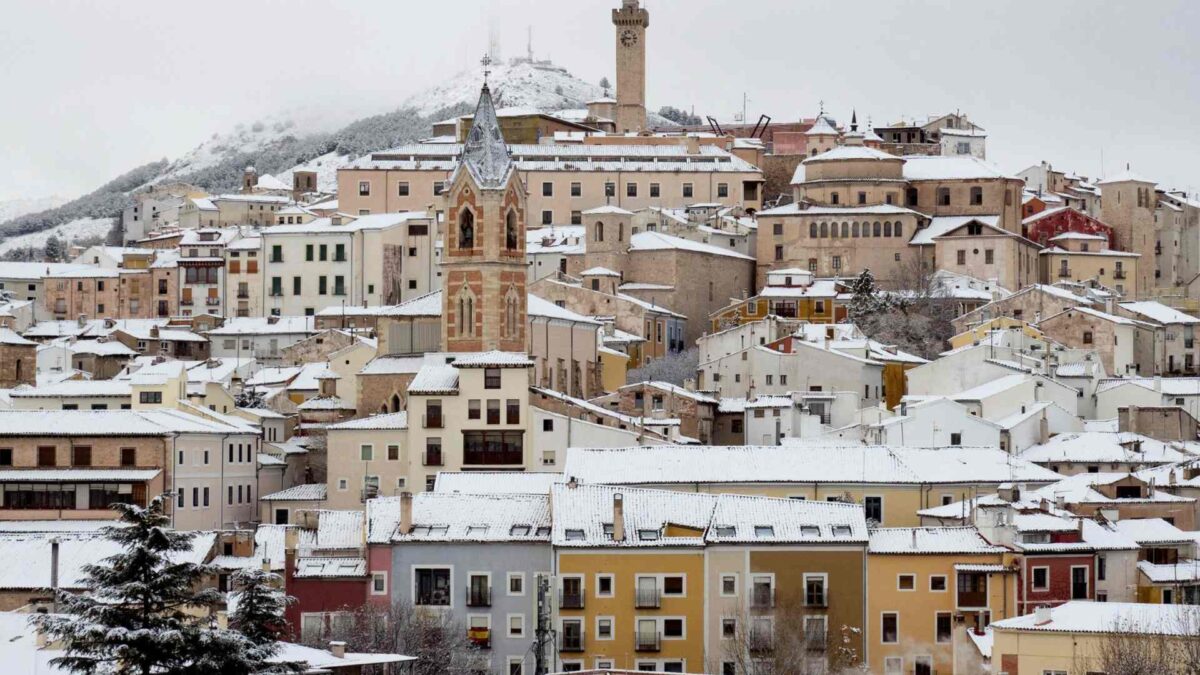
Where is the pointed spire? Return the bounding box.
[459,78,513,189]
[851,109,858,132]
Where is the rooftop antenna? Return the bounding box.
[527,25,533,63]
[480,53,493,86]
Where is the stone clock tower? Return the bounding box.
[612,0,649,133]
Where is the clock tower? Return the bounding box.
[612,0,649,133]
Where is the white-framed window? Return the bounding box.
[884,656,903,674]
[594,659,614,670]
[507,572,525,596]
[1032,566,1050,590]
[507,657,525,675]
[337,478,348,491]
[595,615,614,641]
[370,571,387,596]
[595,573,615,598]
[803,614,827,647]
[507,613,525,638]
[897,573,916,591]
[930,575,948,592]
[720,573,738,597]
[803,573,827,606]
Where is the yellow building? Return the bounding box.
[708,269,848,333]
[867,527,1018,675]
[948,317,1044,350]
[598,345,630,393]
[552,483,710,672]
[989,601,1200,674]
[1038,232,1141,298]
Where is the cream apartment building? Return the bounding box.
[336,142,765,224]
[259,212,438,316]
[1038,232,1140,297]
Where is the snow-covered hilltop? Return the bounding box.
[406,60,605,118]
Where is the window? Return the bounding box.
[881,612,898,643]
[72,446,91,467]
[926,612,951,645]
[387,445,400,461]
[831,255,841,270]
[415,568,451,606]
[950,432,962,446]
[864,496,883,524]
[627,183,637,197]
[596,574,614,597]
[397,181,409,196]
[683,183,693,198]
[487,400,501,425]
[774,245,783,261]
[0,449,10,467]
[720,574,737,597]
[121,447,136,467]
[468,400,480,420]
[970,186,983,205]
[722,618,737,639]
[508,614,525,638]
[596,617,613,640]
[542,181,553,197]
[663,575,684,596]
[957,249,967,265]
[139,391,162,404]
[506,399,520,424]
[358,181,370,196]
[937,187,950,206]
[360,444,373,461]
[570,182,581,197]
[898,574,915,591]
[371,571,387,595]
[1032,566,1049,590]
[650,183,660,198]
[804,573,826,606]
[485,368,502,389]
[858,191,867,205]
[541,210,553,225]
[930,575,947,592]
[717,183,729,198]
[985,248,994,264]
[663,618,684,638]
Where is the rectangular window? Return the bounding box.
[570,182,581,197]
[683,183,694,198]
[72,446,91,467]
[542,182,553,197]
[485,368,502,389]
[334,244,345,262]
[898,574,915,591]
[487,400,501,425]
[957,249,966,265]
[398,182,409,196]
[358,181,370,196]
[985,249,994,264]
[936,612,952,643]
[1032,566,1049,590]
[627,183,637,197]
[881,612,898,643]
[717,183,729,198]
[360,444,373,461]
[415,568,451,606]
[864,496,883,524]
[506,399,520,424]
[650,183,660,198]
[468,400,481,420]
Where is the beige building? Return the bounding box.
[1099,170,1157,297]
[1038,231,1140,297]
[1036,306,1157,376]
[927,217,1041,292]
[323,412,410,509]
[336,142,764,224]
[178,193,292,229]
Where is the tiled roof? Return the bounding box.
[868,527,1007,554]
[261,483,327,501]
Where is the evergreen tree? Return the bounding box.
[30,495,228,675]
[229,568,293,646]
[599,76,611,94]
[847,268,882,320]
[43,234,64,262]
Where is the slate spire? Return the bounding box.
[460,81,513,189]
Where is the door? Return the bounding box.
[1071,567,1089,599]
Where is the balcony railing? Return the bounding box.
[237,291,250,299]
[1113,270,1127,279]
[634,631,661,652]
[423,414,443,429]
[635,587,661,609]
[559,590,584,610]
[749,629,774,653]
[750,588,775,609]
[467,627,490,649]
[206,297,220,306]
[423,449,443,467]
[181,299,194,306]
[958,590,988,609]
[1058,268,1072,277]
[466,586,492,608]
[558,631,584,652]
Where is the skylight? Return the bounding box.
[754,525,774,537]
[832,525,853,537]
[565,529,585,540]
[535,526,551,536]
[800,525,820,536]
[510,525,531,536]
[466,525,489,536]
[715,525,736,537]
[638,529,661,541]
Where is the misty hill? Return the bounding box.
[0,59,674,250]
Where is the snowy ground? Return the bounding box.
[0,217,114,255]
[270,151,350,195]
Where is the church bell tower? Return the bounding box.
[441,75,528,353]
[612,0,649,133]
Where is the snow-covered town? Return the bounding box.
[1,1,1200,673]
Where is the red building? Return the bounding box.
[1023,206,1116,249]
[1015,526,1095,614]
[282,529,370,640]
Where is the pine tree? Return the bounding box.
[599,76,611,94]
[30,495,228,675]
[230,568,293,647]
[183,568,303,674]
[43,234,64,262]
[847,269,882,320]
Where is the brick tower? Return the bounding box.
[441,82,528,353]
[612,0,649,133]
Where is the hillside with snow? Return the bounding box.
[0,217,113,256]
[0,196,68,224]
[0,58,678,253]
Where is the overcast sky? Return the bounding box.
[3,0,1198,201]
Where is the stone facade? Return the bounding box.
[281,329,361,366]
[0,337,35,388]
[612,0,649,133]
[1100,174,1157,297]
[951,285,1092,333]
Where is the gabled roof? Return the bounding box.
[391,493,551,543]
[552,483,715,548]
[433,471,564,495]
[1118,301,1200,325]
[261,483,327,501]
[868,527,1007,554]
[909,215,1001,246]
[991,601,1200,635]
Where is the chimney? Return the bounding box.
[1149,477,1156,496]
[261,557,272,572]
[1155,376,1163,392]
[150,325,159,339]
[567,475,579,489]
[1039,415,1050,445]
[77,314,86,328]
[1055,494,1066,510]
[1128,405,1139,434]
[911,528,917,549]
[612,493,625,542]
[329,641,347,659]
[399,491,413,535]
[267,315,280,325]
[331,215,343,227]
[1035,606,1053,625]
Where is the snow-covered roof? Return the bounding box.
[1118,301,1200,325]
[0,262,96,281]
[1113,518,1195,545]
[294,556,366,578]
[391,493,551,543]
[327,411,408,431]
[909,214,1002,246]
[756,203,923,217]
[433,471,564,495]
[629,230,756,261]
[451,351,534,368]
[868,527,1007,554]
[991,601,1200,635]
[1019,432,1192,465]
[264,211,429,235]
[359,355,425,376]
[619,381,719,404]
[1048,231,1107,242]
[206,316,316,336]
[296,395,352,411]
[1097,170,1156,185]
[564,445,1060,486]
[527,294,601,324]
[801,146,899,164]
[1138,559,1200,583]
[0,328,35,347]
[580,266,621,277]
[901,155,1016,181]
[261,483,327,502]
[582,205,634,216]
[552,483,715,548]
[408,362,459,394]
[0,530,213,590]
[706,493,869,544]
[316,510,364,550]
[804,117,838,136]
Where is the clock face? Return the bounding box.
[621,29,638,47]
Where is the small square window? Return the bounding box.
[898,574,915,591]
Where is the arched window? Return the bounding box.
[831,222,839,239]
[884,221,893,237]
[457,296,465,334]
[458,208,475,249]
[861,222,870,238]
[820,222,828,238]
[466,296,475,337]
[852,222,860,238]
[505,210,518,250]
[390,393,401,413]
[810,222,818,238]
[894,222,903,238]
[596,222,605,242]
[841,223,849,238]
[873,221,882,237]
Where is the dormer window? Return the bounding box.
[535,526,551,536]
[638,529,660,541]
[466,525,489,537]
[510,524,531,536]
[564,529,585,541]
[832,525,853,537]
[800,526,820,537]
[754,525,774,537]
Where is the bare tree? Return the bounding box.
[1078,612,1200,675]
[311,599,486,675]
[711,593,865,675]
[627,347,699,386]
[853,255,957,360]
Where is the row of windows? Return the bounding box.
[782,220,907,239]
[175,483,254,509]
[268,275,347,296]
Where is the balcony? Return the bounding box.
[750,588,775,610]
[958,590,988,608]
[1113,270,1127,279]
[634,631,661,652]
[957,572,988,609]
[423,414,443,429]
[635,587,661,609]
[1058,268,1072,278]
[237,291,250,299]
[205,297,220,306]
[466,586,492,608]
[749,628,774,653]
[181,298,194,306]
[558,631,584,652]
[559,589,584,610]
[359,487,379,502]
[423,448,443,467]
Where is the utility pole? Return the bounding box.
[534,574,553,675]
